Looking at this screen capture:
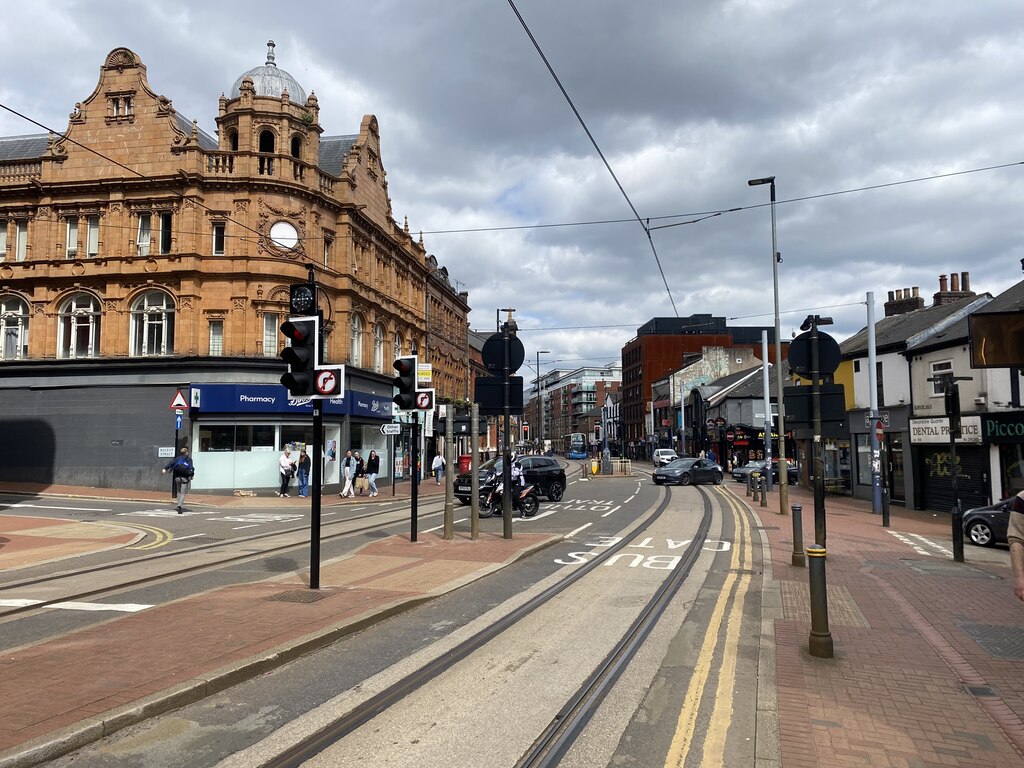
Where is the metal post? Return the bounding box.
[867,291,883,517]
[791,505,805,567]
[810,317,826,549]
[309,399,322,589]
[950,380,964,563]
[470,403,480,540]
[806,544,834,657]
[443,405,454,540]
[501,317,513,538]
[761,330,773,492]
[760,477,768,507]
[411,412,419,542]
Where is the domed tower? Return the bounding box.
[216,40,322,180]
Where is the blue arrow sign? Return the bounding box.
[175,414,182,430]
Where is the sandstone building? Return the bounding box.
[0,43,470,491]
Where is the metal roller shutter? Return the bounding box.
[918,445,988,512]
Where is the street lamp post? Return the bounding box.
[748,176,788,515]
[536,349,549,453]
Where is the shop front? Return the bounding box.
[187,383,394,492]
[982,412,1024,501]
[910,415,987,511]
[850,407,911,505]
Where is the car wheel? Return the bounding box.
[966,520,994,547]
[653,477,663,485]
[680,474,691,486]
[457,497,470,506]
[547,481,564,502]
[713,473,723,485]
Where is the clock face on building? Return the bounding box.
[269,221,299,250]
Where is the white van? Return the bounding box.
[653,448,678,466]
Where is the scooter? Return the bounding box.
[481,481,544,524]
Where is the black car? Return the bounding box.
[652,457,723,486]
[454,456,566,505]
[963,498,1012,547]
[731,459,798,485]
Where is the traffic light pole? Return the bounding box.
[310,399,323,589]
[502,320,513,539]
[411,412,420,542]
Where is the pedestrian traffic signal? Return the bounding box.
[393,355,418,410]
[280,315,319,397]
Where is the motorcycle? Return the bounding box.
[478,471,540,518]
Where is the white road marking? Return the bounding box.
[231,524,261,530]
[565,522,593,539]
[601,505,622,518]
[424,518,468,533]
[887,530,933,556]
[7,502,112,512]
[907,532,953,556]
[174,534,208,540]
[0,598,151,612]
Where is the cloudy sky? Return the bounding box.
[3,1,1023,382]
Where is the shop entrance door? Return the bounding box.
[887,434,905,504]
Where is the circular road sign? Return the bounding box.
[415,391,433,409]
[726,429,735,442]
[875,420,885,444]
[481,333,526,375]
[315,369,338,395]
[787,330,842,378]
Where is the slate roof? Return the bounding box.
[0,134,49,161]
[318,135,357,177]
[840,295,990,357]
[173,114,218,150]
[907,279,1024,355]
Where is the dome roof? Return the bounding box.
[230,40,307,103]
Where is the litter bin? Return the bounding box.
[458,454,471,474]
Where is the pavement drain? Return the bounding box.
[905,560,1000,580]
[267,589,330,604]
[965,685,998,698]
[959,623,1024,660]
[779,580,870,628]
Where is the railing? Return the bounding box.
[206,153,234,174]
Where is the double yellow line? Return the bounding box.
[125,523,174,550]
[665,489,753,768]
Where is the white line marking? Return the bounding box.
[174,534,208,540]
[231,524,261,530]
[0,599,151,613]
[423,518,468,533]
[908,532,953,555]
[601,505,622,518]
[565,522,592,539]
[887,530,932,556]
[7,502,112,512]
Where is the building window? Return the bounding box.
[930,360,953,395]
[66,217,79,258]
[258,130,275,175]
[263,313,279,357]
[15,221,27,261]
[410,338,418,357]
[350,313,364,367]
[158,212,172,254]
[1,295,29,360]
[212,222,226,255]
[137,213,151,256]
[393,332,402,360]
[130,290,175,356]
[228,129,238,151]
[58,293,101,359]
[0,220,6,261]
[209,319,224,356]
[323,236,332,267]
[87,215,99,256]
[373,323,385,373]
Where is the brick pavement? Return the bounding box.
[739,483,1024,767]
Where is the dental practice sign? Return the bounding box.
[186,383,393,419]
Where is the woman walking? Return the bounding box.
[366,450,380,497]
[296,449,311,497]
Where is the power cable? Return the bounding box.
[506,0,678,316]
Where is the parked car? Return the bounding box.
[454,455,566,505]
[653,448,678,467]
[652,457,723,486]
[731,459,798,484]
[963,498,1012,547]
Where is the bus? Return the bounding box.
[563,432,588,459]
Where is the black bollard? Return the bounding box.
[791,505,805,567]
[760,477,768,507]
[806,544,834,658]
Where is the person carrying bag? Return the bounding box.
[162,447,195,514]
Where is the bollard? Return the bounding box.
[759,477,768,507]
[791,504,805,567]
[806,544,834,658]
[746,473,753,497]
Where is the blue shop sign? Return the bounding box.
[189,384,392,419]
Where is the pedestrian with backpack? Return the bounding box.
[162,447,195,514]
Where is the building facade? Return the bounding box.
[0,44,469,491]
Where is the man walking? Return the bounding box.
[161,447,194,514]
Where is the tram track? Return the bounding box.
[258,483,718,768]
[0,499,447,621]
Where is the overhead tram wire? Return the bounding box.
[506,0,679,317]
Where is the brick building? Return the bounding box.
[0,44,469,491]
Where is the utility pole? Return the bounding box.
[802,313,834,548]
[929,373,971,563]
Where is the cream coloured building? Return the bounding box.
[0,43,470,491]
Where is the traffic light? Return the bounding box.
[944,381,962,437]
[393,355,418,410]
[280,315,319,397]
[594,424,601,442]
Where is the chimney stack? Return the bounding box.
[884,285,925,316]
[932,269,978,307]
[951,273,960,292]
[939,274,949,292]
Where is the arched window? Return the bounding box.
[228,128,238,151]
[290,135,302,159]
[373,323,385,373]
[130,290,175,356]
[350,313,363,368]
[410,338,419,357]
[1,295,29,360]
[58,293,101,359]
[393,331,403,361]
[258,130,275,153]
